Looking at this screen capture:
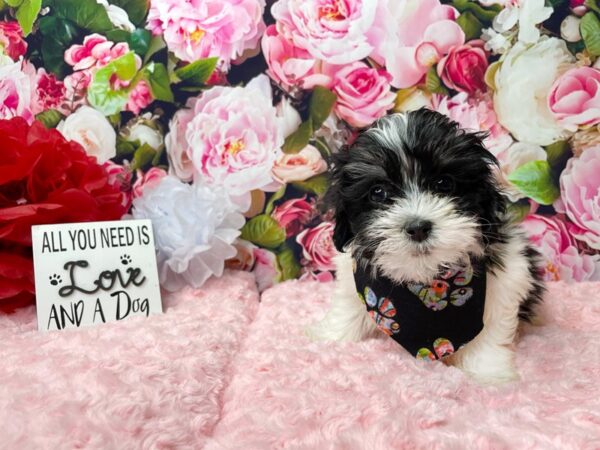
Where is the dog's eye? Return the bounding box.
[432,176,455,194]
[369,185,388,203]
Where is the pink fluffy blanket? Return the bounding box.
[1,271,600,449]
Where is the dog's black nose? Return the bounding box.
[405,220,433,242]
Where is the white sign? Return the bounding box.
[31,219,162,331]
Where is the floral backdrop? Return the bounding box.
[1,0,600,311]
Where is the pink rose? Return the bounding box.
[328,61,395,128]
[437,40,488,94]
[252,248,281,292]
[165,100,196,182]
[272,145,327,184]
[548,67,600,131]
[382,0,465,88]
[0,59,35,123]
[296,221,337,272]
[261,24,332,91]
[0,21,27,60]
[132,167,168,198]
[147,0,266,68]
[522,214,600,282]
[169,75,284,196]
[126,80,152,114]
[271,196,315,238]
[103,161,133,209]
[271,0,385,65]
[32,69,66,115]
[555,147,600,250]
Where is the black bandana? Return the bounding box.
[353,257,487,360]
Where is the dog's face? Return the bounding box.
[328,109,506,283]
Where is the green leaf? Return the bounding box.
[38,16,79,78]
[174,57,219,86]
[584,0,600,15]
[6,0,23,6]
[425,68,448,95]
[309,86,336,130]
[128,28,151,57]
[15,0,41,35]
[87,52,138,115]
[451,0,502,22]
[241,215,286,250]
[507,160,560,205]
[116,136,137,156]
[282,121,313,154]
[292,173,329,197]
[35,109,64,128]
[276,246,301,282]
[545,140,571,166]
[264,185,287,216]
[143,35,166,64]
[581,12,600,56]
[130,143,157,171]
[456,11,483,41]
[142,62,174,102]
[45,0,112,33]
[109,0,149,26]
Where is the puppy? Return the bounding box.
[308,109,544,384]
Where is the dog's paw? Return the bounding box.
[443,344,520,384]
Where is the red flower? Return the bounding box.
[437,41,489,94]
[0,21,27,60]
[0,118,127,311]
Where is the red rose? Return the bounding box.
[0,21,27,60]
[271,196,315,238]
[0,118,127,311]
[437,41,488,94]
[296,221,337,272]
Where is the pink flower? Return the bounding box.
[296,221,337,272]
[102,161,133,209]
[548,67,600,131]
[328,61,395,128]
[65,34,128,71]
[555,147,600,250]
[382,0,465,88]
[0,59,35,124]
[165,100,196,182]
[271,196,315,238]
[132,167,168,199]
[147,0,266,68]
[522,214,600,282]
[272,145,327,184]
[299,269,335,282]
[432,93,513,155]
[261,25,332,91]
[63,71,92,111]
[0,21,27,60]
[271,0,385,65]
[225,239,257,271]
[32,69,66,115]
[437,40,488,94]
[167,75,284,196]
[252,247,281,292]
[126,80,152,114]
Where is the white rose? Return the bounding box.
[495,142,547,202]
[561,16,582,42]
[494,37,575,146]
[272,145,327,183]
[57,106,117,163]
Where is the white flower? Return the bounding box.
[122,113,164,150]
[96,0,135,32]
[494,37,575,146]
[495,142,547,201]
[57,106,116,163]
[561,16,582,42]
[276,96,301,139]
[493,0,553,44]
[131,176,246,291]
[482,27,513,54]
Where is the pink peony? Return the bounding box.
[271,196,315,238]
[166,74,284,196]
[0,59,35,123]
[437,40,488,94]
[147,0,266,68]
[0,21,27,60]
[272,145,328,183]
[32,69,66,115]
[382,0,465,88]
[548,67,600,131]
[271,0,385,65]
[522,214,600,282]
[555,147,600,250]
[132,167,168,198]
[261,24,331,91]
[296,221,337,271]
[432,93,513,155]
[328,61,395,128]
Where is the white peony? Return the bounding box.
[495,142,548,201]
[494,37,575,146]
[57,105,117,163]
[130,176,245,291]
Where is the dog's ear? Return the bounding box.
[325,146,354,252]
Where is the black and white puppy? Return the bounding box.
[308,109,544,384]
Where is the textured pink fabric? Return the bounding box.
[0,271,258,450]
[206,280,600,450]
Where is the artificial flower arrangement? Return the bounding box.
[1,0,600,311]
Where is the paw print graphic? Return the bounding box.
[406,260,474,311]
[49,274,62,286]
[120,254,132,265]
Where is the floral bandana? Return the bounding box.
[353,257,487,361]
